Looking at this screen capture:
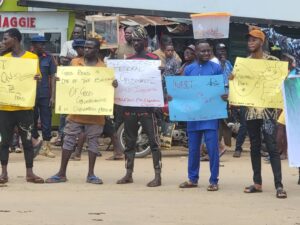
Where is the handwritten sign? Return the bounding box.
[107,60,164,107]
[283,77,300,167]
[165,75,227,121]
[55,66,115,115]
[229,57,288,109]
[0,56,38,107]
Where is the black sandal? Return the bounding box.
[207,184,219,191]
[276,187,287,199]
[179,181,198,188]
[244,185,262,193]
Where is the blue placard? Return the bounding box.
[165,75,228,121]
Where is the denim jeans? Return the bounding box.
[58,114,67,137]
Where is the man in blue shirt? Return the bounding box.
[30,36,57,158]
[178,40,224,191]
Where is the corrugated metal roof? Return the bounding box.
[119,15,179,26]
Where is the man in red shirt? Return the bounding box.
[116,27,162,187]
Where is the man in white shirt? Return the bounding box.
[59,26,83,65]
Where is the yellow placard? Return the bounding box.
[229,57,288,109]
[0,57,38,107]
[55,66,115,115]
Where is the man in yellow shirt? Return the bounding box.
[0,28,44,184]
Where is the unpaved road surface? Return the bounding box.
[1,148,300,225]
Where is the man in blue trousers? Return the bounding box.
[177,40,224,191]
[30,35,57,158]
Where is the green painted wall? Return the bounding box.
[67,11,75,40]
[0,0,27,11]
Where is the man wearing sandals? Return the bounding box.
[178,40,224,191]
[242,29,287,198]
[0,28,44,184]
[45,38,118,184]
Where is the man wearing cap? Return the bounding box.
[241,29,287,198]
[215,43,234,157]
[72,39,85,60]
[215,43,246,158]
[31,35,57,158]
[177,44,196,75]
[54,27,84,147]
[215,43,232,87]
[116,26,162,187]
[67,39,87,161]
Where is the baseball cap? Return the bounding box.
[72,39,86,48]
[246,29,265,42]
[31,35,47,42]
[215,43,227,49]
[186,44,195,52]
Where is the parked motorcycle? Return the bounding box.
[115,105,188,158]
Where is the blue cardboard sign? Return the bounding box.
[165,75,228,121]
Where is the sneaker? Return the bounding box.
[200,155,209,161]
[70,153,81,161]
[39,141,55,158]
[219,149,227,158]
[233,151,241,158]
[264,156,270,163]
[15,147,23,153]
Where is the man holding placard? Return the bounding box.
[0,28,44,184]
[46,38,117,184]
[232,29,287,198]
[177,40,224,191]
[116,26,163,187]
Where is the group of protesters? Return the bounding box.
[1,22,300,199]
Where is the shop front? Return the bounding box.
[0,0,74,56]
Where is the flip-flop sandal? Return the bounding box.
[244,185,262,193]
[26,176,44,184]
[45,175,67,183]
[276,187,287,199]
[0,177,8,184]
[87,175,103,185]
[106,156,124,161]
[219,149,227,158]
[15,147,23,153]
[179,181,198,188]
[207,184,219,191]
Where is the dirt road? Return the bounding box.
[1,149,300,225]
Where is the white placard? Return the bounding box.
[107,60,164,107]
[283,77,300,167]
